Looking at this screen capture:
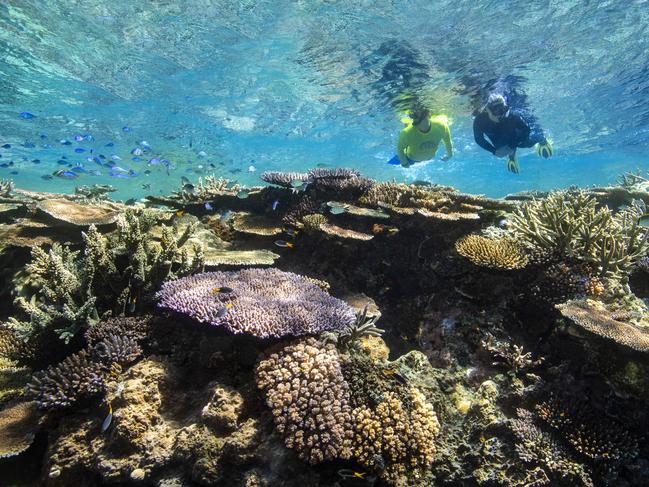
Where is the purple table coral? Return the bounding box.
[156,268,356,338]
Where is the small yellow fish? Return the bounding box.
[353,471,366,479]
[176,210,184,217]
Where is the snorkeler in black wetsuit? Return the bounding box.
[473,94,553,173]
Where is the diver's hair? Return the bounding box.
[410,104,430,122]
[486,93,507,109]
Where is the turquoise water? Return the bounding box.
[2,1,649,200]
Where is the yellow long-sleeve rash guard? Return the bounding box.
[397,116,453,166]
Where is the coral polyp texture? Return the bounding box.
[455,234,529,270]
[536,394,639,464]
[556,299,649,352]
[255,337,353,464]
[26,334,142,409]
[156,268,356,338]
[351,388,439,484]
[0,401,40,459]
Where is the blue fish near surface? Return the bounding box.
[54,169,79,179]
[131,148,143,156]
[148,157,161,165]
[23,142,36,148]
[74,135,84,142]
[60,139,72,145]
[105,142,114,147]
[205,202,213,211]
[20,111,35,119]
[74,147,86,153]
[1,144,11,149]
[71,165,88,173]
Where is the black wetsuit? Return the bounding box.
[473,109,546,155]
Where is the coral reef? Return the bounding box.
[26,334,142,409]
[556,299,649,352]
[37,199,121,226]
[156,268,356,338]
[535,394,639,465]
[0,178,14,197]
[351,388,440,484]
[261,171,309,188]
[301,213,327,233]
[7,209,202,342]
[74,184,117,201]
[511,409,594,487]
[510,191,649,282]
[255,337,353,464]
[84,316,153,346]
[0,401,40,459]
[455,235,529,270]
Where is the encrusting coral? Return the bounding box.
[156,268,356,338]
[255,337,353,464]
[26,334,142,409]
[455,234,529,270]
[7,209,203,342]
[509,191,649,282]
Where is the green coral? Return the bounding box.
[7,209,203,343]
[510,191,648,282]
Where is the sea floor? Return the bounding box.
[1,169,649,487]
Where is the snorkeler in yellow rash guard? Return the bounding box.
[388,106,453,167]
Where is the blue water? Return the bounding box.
[2,1,649,200]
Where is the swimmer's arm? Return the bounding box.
[473,116,496,154]
[442,123,453,158]
[397,132,410,166]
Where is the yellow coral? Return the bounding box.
[455,235,528,270]
[351,388,439,484]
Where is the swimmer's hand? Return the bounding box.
[494,146,514,157]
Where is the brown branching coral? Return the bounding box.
[511,409,594,487]
[510,191,649,280]
[84,316,153,346]
[301,213,327,233]
[530,263,587,305]
[255,338,353,464]
[26,334,142,409]
[351,388,439,484]
[535,394,639,465]
[359,181,449,210]
[455,235,528,270]
[282,196,320,228]
[481,333,544,375]
[556,299,649,352]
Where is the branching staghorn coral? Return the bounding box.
[481,333,544,375]
[0,178,14,197]
[7,209,203,342]
[510,191,649,281]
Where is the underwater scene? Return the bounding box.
[3,1,649,486]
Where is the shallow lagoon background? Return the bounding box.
[2,1,649,198]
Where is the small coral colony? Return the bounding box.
[2,168,649,486]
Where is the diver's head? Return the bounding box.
[485,94,508,120]
[410,105,431,127]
